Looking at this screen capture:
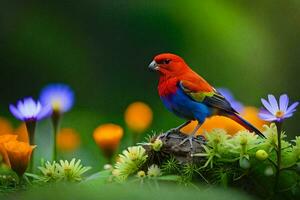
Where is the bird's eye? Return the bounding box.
[164,59,171,64]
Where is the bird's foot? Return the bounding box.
[176,135,195,150]
[174,135,205,150]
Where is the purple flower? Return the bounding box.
[9,97,51,121]
[259,94,299,122]
[39,83,74,113]
[217,88,244,113]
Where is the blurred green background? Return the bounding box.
[0,1,299,171]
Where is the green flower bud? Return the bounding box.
[264,166,274,176]
[239,157,251,169]
[137,170,146,178]
[255,150,269,161]
[152,139,163,151]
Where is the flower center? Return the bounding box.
[275,110,284,118]
[52,100,62,111]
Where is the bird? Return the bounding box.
[148,53,265,148]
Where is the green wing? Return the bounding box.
[179,81,237,114]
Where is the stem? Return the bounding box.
[51,111,61,161]
[274,121,282,192]
[25,120,36,173]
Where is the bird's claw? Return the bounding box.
[176,136,195,150]
[159,128,182,140]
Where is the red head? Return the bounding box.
[148,53,190,77]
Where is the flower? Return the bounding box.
[56,128,80,152]
[137,170,146,178]
[124,102,153,133]
[152,139,163,151]
[114,146,148,179]
[9,97,51,121]
[3,140,35,176]
[259,94,299,122]
[37,159,90,182]
[93,124,123,159]
[39,83,74,113]
[55,159,91,182]
[147,164,162,177]
[217,88,244,113]
[228,130,259,156]
[0,117,13,135]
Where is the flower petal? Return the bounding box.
[9,104,24,120]
[279,94,289,112]
[261,98,275,114]
[286,101,299,114]
[258,112,277,121]
[268,94,279,113]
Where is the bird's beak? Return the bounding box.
[148,60,159,71]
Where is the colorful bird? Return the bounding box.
[148,53,265,148]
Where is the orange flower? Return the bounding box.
[56,128,80,152]
[3,141,35,176]
[15,123,29,143]
[124,102,153,133]
[0,117,13,135]
[0,134,18,167]
[181,106,267,136]
[241,107,266,131]
[181,116,244,136]
[93,124,123,159]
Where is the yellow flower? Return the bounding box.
[56,128,80,152]
[0,117,13,135]
[93,124,123,159]
[3,140,35,176]
[124,102,153,133]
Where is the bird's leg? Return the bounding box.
[159,121,191,139]
[177,122,202,149]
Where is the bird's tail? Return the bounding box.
[227,112,266,138]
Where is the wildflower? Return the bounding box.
[0,134,18,167]
[39,83,74,114]
[0,117,13,135]
[56,128,80,152]
[217,88,244,113]
[38,161,60,182]
[137,170,146,178]
[93,124,123,160]
[147,164,162,177]
[259,94,298,122]
[193,129,229,168]
[114,146,148,179]
[256,150,268,161]
[3,140,35,176]
[39,84,75,161]
[9,97,50,122]
[152,139,163,151]
[228,130,258,156]
[37,159,90,182]
[124,102,153,133]
[261,123,290,152]
[55,159,91,182]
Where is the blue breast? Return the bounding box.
[160,87,212,123]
